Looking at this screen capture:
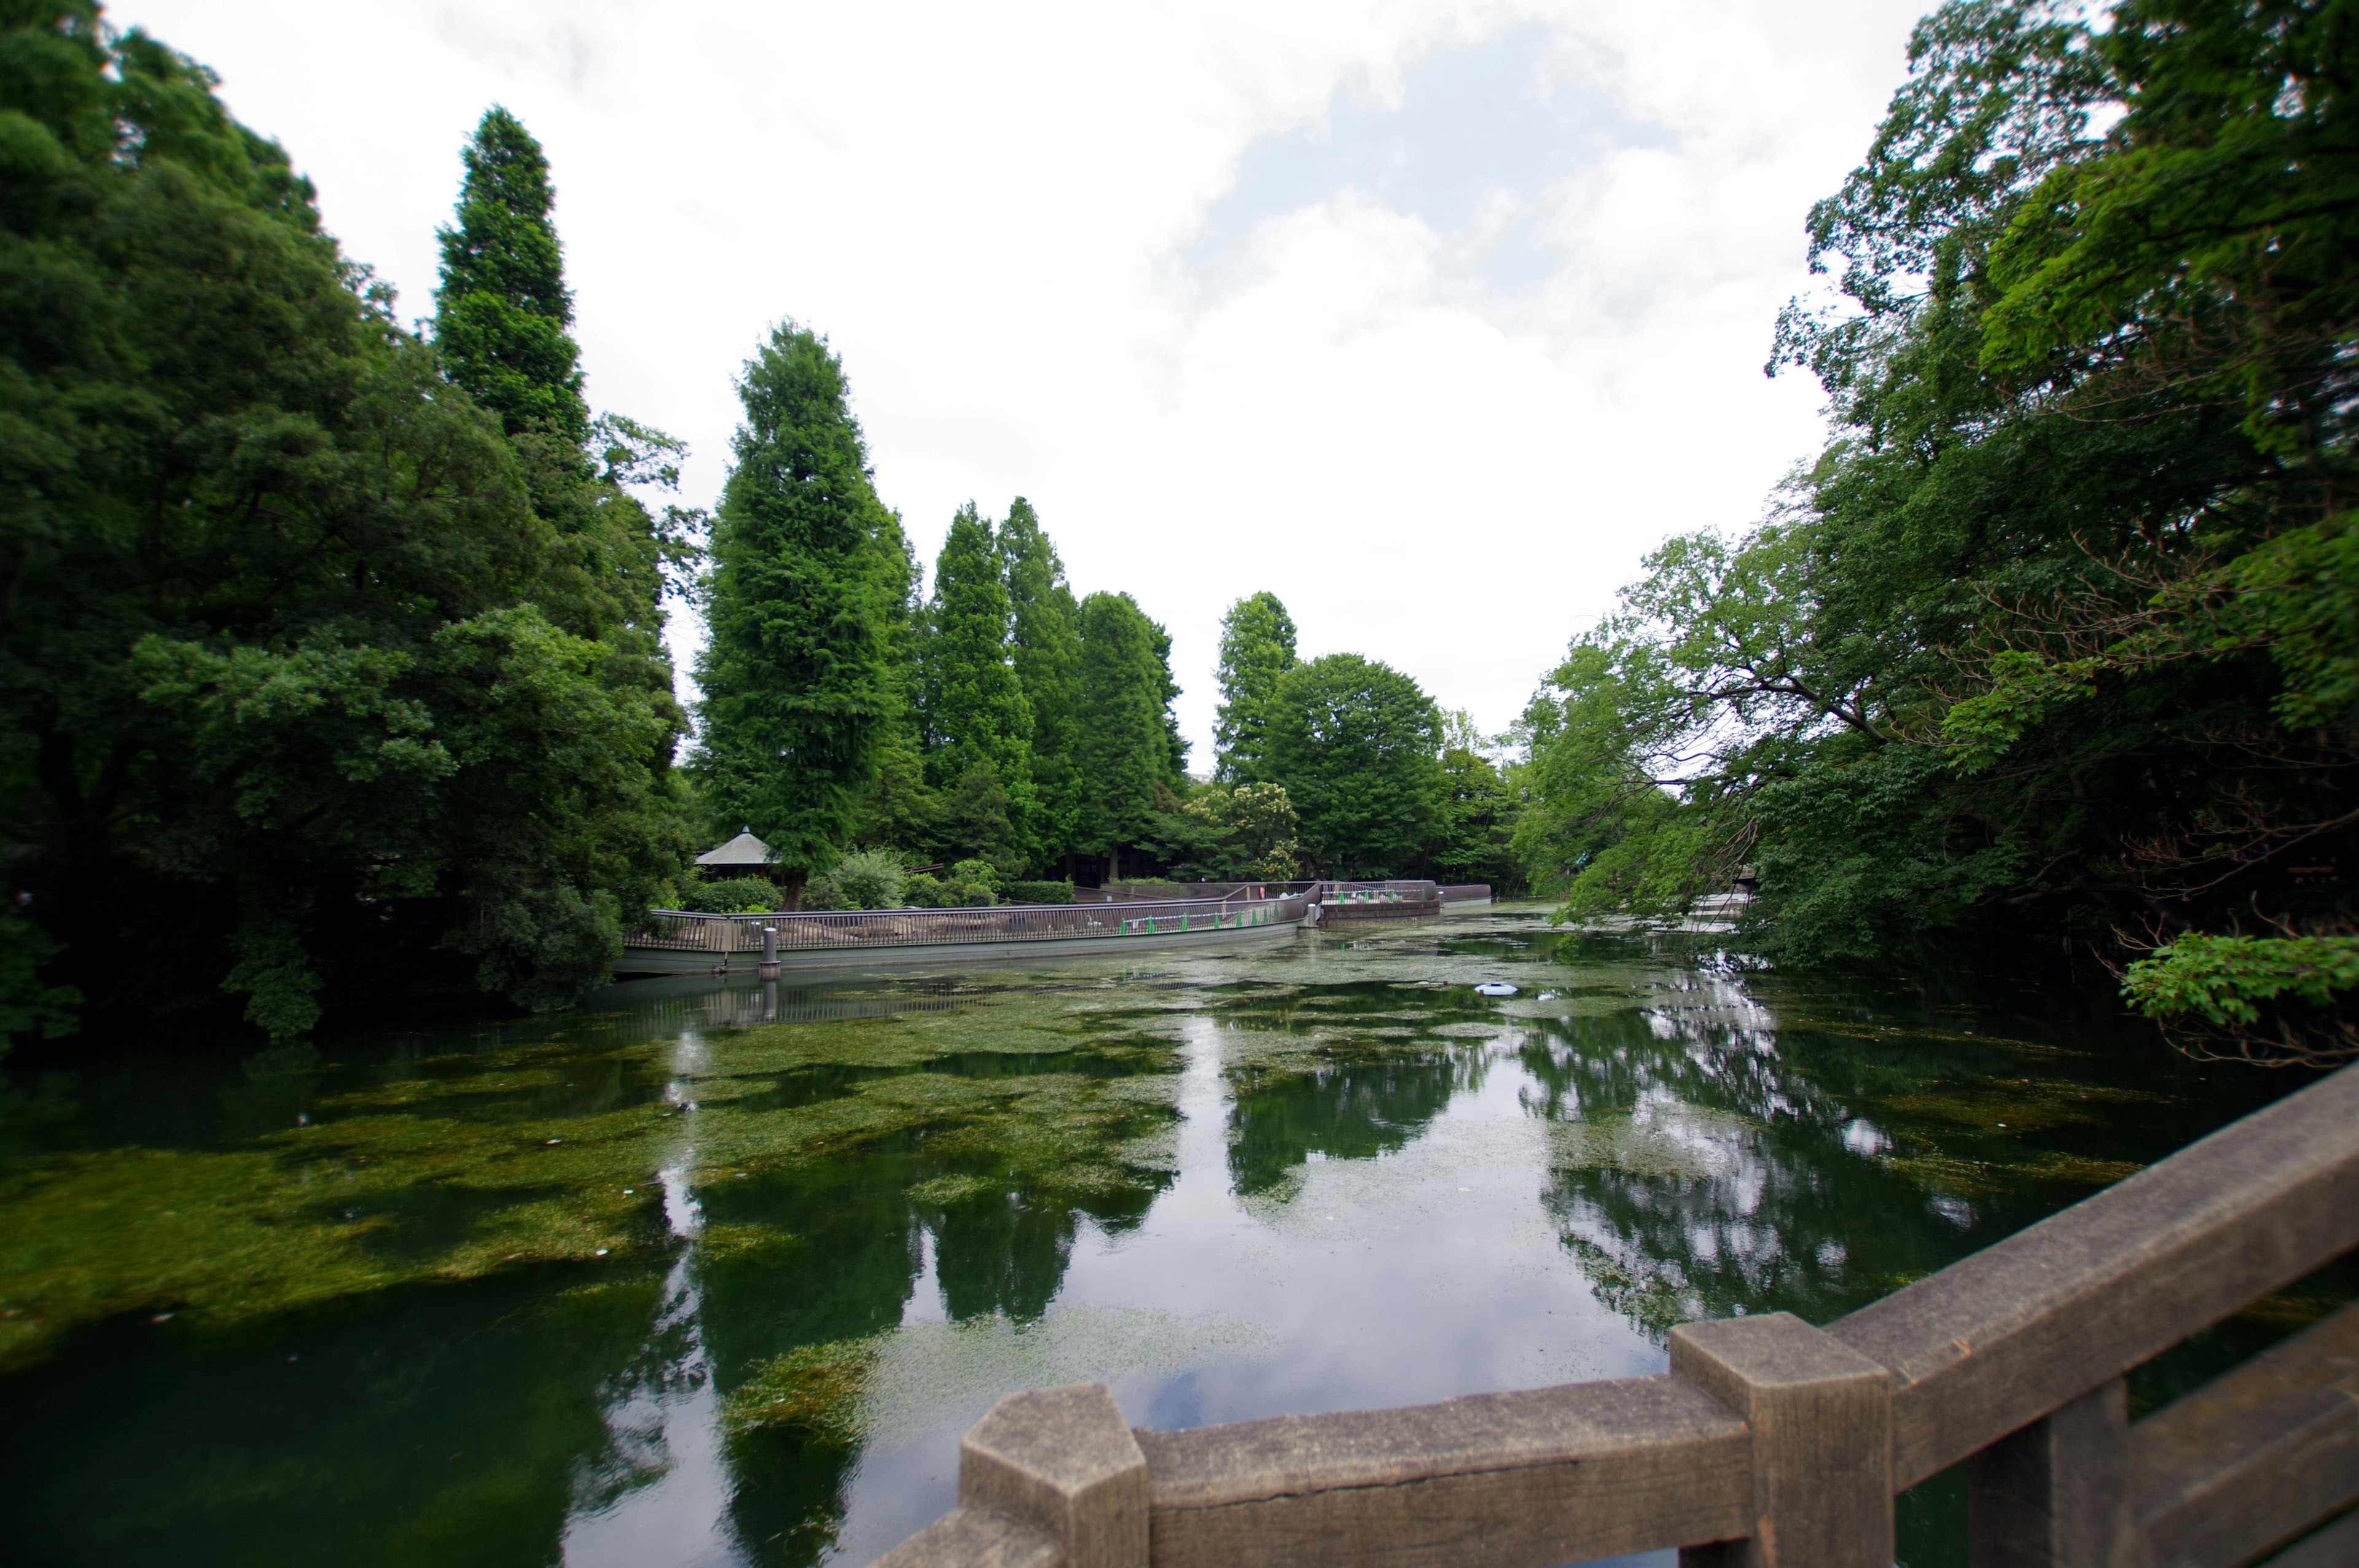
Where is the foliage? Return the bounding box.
[899,873,947,908]
[693,878,783,915]
[1160,784,1302,880]
[1215,593,1298,784]
[694,325,898,905]
[1517,0,2359,1064]
[1429,712,1522,891]
[999,497,1084,865]
[829,848,906,911]
[0,911,78,1055]
[937,759,1020,873]
[1071,593,1180,876]
[432,107,587,446]
[925,504,1036,845]
[1263,655,1444,876]
[1002,880,1076,905]
[0,6,687,1037]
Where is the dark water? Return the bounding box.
[0,907,2334,1567]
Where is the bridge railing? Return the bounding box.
[869,1063,2359,1568]
[631,894,1311,954]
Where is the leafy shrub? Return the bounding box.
[695,877,782,913]
[1002,881,1075,905]
[947,859,1001,894]
[901,873,945,908]
[797,874,850,911]
[831,849,906,910]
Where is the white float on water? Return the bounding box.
[1473,982,1517,997]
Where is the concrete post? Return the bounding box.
[759,924,779,976]
[960,1382,1148,1568]
[1968,1377,2133,1568]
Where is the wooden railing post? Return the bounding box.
[1967,1377,2133,1567]
[1670,1312,1896,1567]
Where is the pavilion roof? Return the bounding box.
[695,830,776,867]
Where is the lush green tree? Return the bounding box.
[1213,593,1299,783]
[694,326,898,908]
[434,107,586,445]
[924,504,1036,856]
[1164,784,1302,880]
[1428,711,1522,890]
[1264,655,1444,876]
[1526,0,2359,1061]
[1071,593,1175,880]
[998,497,1083,863]
[0,4,687,1039]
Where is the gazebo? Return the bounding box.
[696,830,776,874]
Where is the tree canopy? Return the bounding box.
[0,4,687,1041]
[1520,0,2359,1063]
[1264,655,1444,877]
[434,106,587,446]
[693,325,898,905]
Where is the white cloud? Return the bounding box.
[116,0,1928,756]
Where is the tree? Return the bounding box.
[1263,655,1444,876]
[998,497,1083,865]
[1071,593,1175,880]
[1429,711,1521,890]
[0,6,687,1039]
[434,107,586,445]
[1522,0,2359,1061]
[1214,593,1299,782]
[695,326,898,908]
[925,503,1036,856]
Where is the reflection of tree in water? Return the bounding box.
[1228,1048,1483,1197]
[0,1267,682,1568]
[1530,972,1974,1340]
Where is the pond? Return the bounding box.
[0,905,2333,1567]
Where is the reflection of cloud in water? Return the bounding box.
[561,1035,743,1567]
[856,1308,1277,1451]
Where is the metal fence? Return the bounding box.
[631,893,1312,954]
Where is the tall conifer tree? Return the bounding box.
[998,497,1083,865]
[695,326,895,906]
[434,107,587,443]
[1215,592,1299,783]
[1073,592,1173,881]
[926,505,1037,859]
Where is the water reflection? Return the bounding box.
[0,911,2314,1568]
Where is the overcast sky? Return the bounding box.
[119,0,1930,763]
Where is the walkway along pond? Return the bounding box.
[0,905,2346,1567]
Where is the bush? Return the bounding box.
[832,849,906,910]
[695,877,782,913]
[901,873,945,908]
[1002,881,1075,905]
[947,859,1001,894]
[797,874,849,911]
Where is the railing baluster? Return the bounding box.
[1967,1378,2132,1568]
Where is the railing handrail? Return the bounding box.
[868,1063,2359,1568]
[627,894,1313,957]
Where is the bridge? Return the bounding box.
[866,1062,2359,1568]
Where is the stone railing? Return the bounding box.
[868,1063,2359,1567]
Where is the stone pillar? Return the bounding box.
[960,1381,1149,1568]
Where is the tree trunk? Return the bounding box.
[778,870,809,911]
[1106,847,1120,884]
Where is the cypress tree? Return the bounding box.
[1072,592,1172,881]
[998,497,1083,866]
[926,504,1037,862]
[1214,592,1299,783]
[434,107,587,443]
[695,325,896,906]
